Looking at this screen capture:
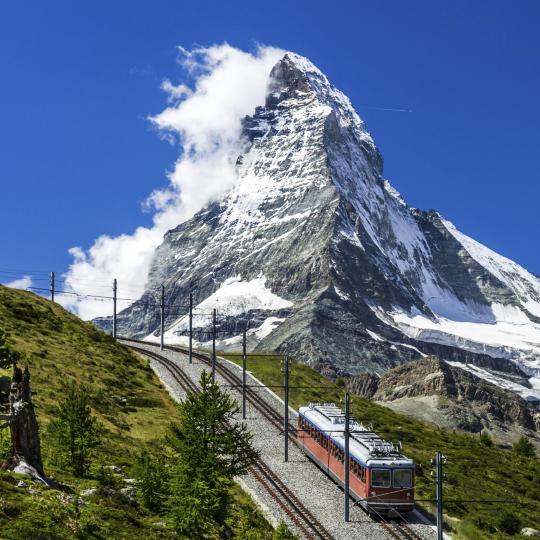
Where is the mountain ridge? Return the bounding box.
[99,52,540,400]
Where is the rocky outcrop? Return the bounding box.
[358,358,540,440]
[346,373,380,399]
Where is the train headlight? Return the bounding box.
[370,491,376,496]
[406,492,411,498]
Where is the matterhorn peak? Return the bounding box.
[107,51,540,402]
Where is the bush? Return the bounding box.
[273,521,298,539]
[93,463,120,488]
[513,436,536,458]
[135,449,168,512]
[479,430,493,447]
[498,511,521,535]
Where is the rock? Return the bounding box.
[153,522,167,528]
[120,486,136,498]
[369,357,540,442]
[346,373,380,398]
[16,480,27,488]
[104,465,122,473]
[100,487,139,507]
[522,528,540,537]
[13,460,48,485]
[80,487,98,497]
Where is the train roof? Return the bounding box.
[299,403,414,468]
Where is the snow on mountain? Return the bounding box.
[155,275,292,345]
[103,51,540,398]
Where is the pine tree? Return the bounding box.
[513,436,536,458]
[47,381,101,476]
[167,370,259,535]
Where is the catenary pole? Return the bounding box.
[242,329,247,419]
[160,285,165,351]
[112,278,117,339]
[344,392,350,522]
[212,308,216,381]
[436,451,444,540]
[284,353,289,462]
[50,272,55,303]
[189,293,193,364]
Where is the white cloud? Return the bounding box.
[64,44,284,320]
[3,276,33,290]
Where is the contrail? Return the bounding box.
[366,106,413,113]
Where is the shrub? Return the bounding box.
[135,449,168,512]
[479,430,493,447]
[513,436,536,458]
[498,511,521,535]
[273,521,298,539]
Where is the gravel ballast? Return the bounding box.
[123,340,437,540]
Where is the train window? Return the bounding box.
[371,469,391,488]
[393,469,413,489]
[360,466,366,482]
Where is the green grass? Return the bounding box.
[222,353,540,539]
[0,285,273,539]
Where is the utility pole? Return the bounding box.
[283,354,289,462]
[50,272,55,303]
[112,278,117,339]
[242,329,247,420]
[212,308,216,381]
[189,293,193,364]
[160,285,165,351]
[344,392,350,522]
[436,451,444,540]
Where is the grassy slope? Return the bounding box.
[0,286,273,539]
[222,353,540,540]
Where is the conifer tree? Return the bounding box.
[48,381,101,476]
[167,370,259,535]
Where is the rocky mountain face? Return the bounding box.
[347,357,540,446]
[100,52,540,400]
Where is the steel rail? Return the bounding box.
[123,338,424,540]
[126,342,335,540]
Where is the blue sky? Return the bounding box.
[1,0,539,291]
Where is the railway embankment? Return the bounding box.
[122,339,437,540]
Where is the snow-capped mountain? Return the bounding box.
[103,52,540,399]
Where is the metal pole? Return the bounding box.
[50,272,55,303]
[189,293,193,364]
[242,329,247,419]
[212,308,216,381]
[436,451,444,540]
[344,392,350,522]
[284,354,289,462]
[112,278,117,339]
[160,285,165,351]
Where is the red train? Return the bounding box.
[298,403,415,516]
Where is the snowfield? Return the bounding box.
[145,275,292,347]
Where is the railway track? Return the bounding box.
[127,342,335,540]
[123,338,429,540]
[380,519,425,540]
